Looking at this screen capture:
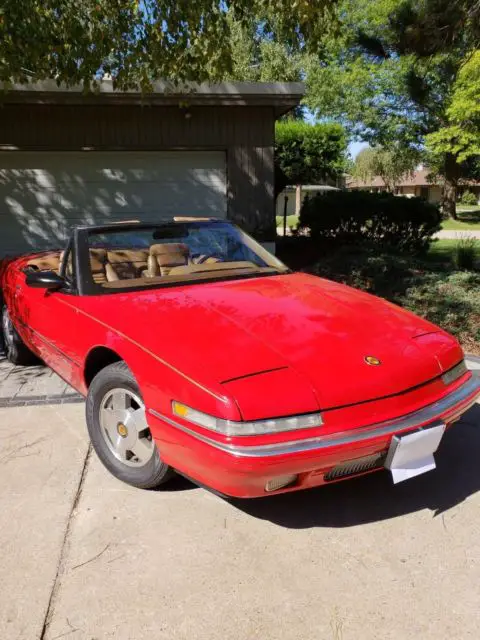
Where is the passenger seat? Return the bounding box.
[26,252,62,273]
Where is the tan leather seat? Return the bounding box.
[27,252,62,273]
[147,243,189,277]
[89,249,119,284]
[27,249,117,284]
[107,249,148,280]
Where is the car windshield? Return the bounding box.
[85,220,289,291]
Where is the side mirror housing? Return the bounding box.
[25,270,65,291]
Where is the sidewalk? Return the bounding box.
[434,230,480,240]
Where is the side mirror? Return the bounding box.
[25,270,65,290]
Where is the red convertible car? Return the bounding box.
[1,219,479,497]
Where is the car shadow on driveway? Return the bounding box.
[230,404,480,529]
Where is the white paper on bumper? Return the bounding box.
[385,422,446,484]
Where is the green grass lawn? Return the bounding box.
[428,239,480,264]
[276,214,299,230]
[441,208,480,230]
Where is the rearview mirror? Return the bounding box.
[25,270,65,290]
[153,224,188,240]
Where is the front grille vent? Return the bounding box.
[324,453,386,482]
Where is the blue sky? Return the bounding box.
[305,110,368,159]
[349,140,368,158]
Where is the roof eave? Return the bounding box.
[1,80,304,115]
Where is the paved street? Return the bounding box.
[0,363,479,639]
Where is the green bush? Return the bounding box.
[275,121,348,185]
[299,190,441,254]
[460,190,478,206]
[453,237,478,270]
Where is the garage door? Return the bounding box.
[0,151,227,256]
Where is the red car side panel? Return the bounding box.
[52,297,243,421]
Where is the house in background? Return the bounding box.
[0,80,304,257]
[346,167,480,204]
[276,184,341,218]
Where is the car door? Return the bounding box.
[18,243,83,385]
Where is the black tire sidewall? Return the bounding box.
[86,361,172,489]
[1,305,36,366]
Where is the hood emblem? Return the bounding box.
[365,356,381,366]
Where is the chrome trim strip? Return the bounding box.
[149,375,480,459]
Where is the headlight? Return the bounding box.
[172,401,323,436]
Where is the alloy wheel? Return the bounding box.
[99,388,155,468]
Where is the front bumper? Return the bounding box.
[148,374,480,498]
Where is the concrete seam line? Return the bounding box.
[39,443,93,640]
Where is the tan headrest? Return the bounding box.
[150,243,189,258]
[107,249,149,264]
[148,243,189,276]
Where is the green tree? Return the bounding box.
[354,146,420,192]
[275,121,348,186]
[426,51,480,164]
[0,1,334,89]
[306,0,480,218]
[223,11,303,83]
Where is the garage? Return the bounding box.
[0,151,227,255]
[0,81,304,257]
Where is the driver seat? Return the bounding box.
[147,243,189,277]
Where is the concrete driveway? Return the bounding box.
[0,377,479,639]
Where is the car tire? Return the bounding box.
[86,361,175,489]
[1,305,39,366]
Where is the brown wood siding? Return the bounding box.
[0,104,275,236]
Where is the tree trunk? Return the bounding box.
[442,153,459,220]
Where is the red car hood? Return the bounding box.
[78,273,462,412]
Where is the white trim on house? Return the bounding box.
[4,81,305,115]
